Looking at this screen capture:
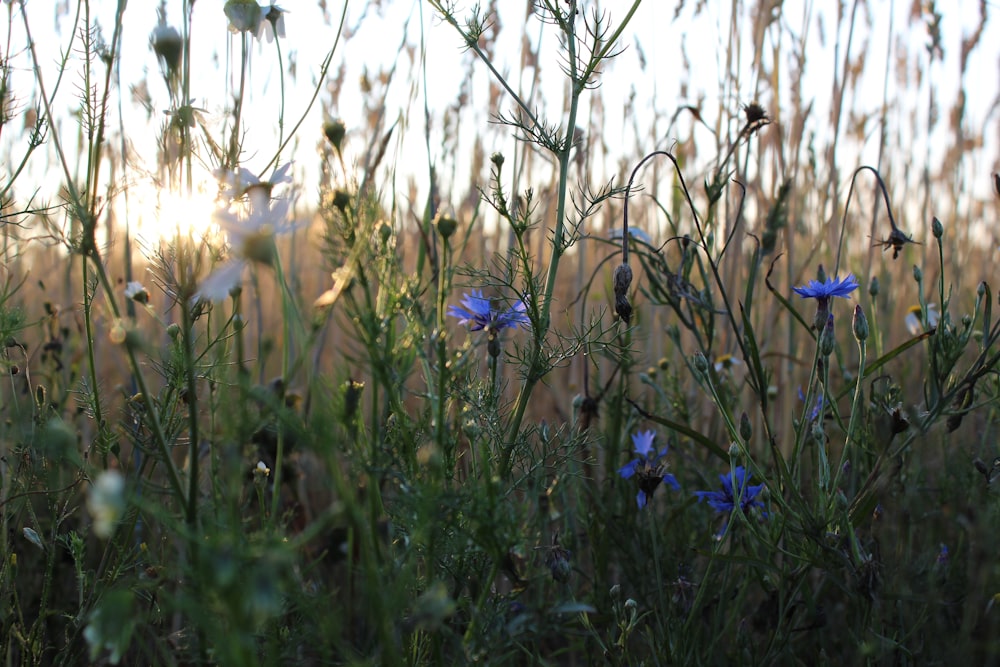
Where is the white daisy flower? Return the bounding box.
[124,281,149,304]
[87,471,125,539]
[904,303,939,335]
[195,196,295,302]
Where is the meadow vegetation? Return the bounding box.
[1,0,999,664]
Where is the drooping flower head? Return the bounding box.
[694,466,765,515]
[793,268,858,329]
[124,281,149,305]
[447,290,530,333]
[224,0,262,34]
[618,430,680,509]
[258,5,288,43]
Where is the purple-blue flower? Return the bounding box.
[694,466,765,515]
[447,289,530,332]
[618,430,680,509]
[792,274,859,301]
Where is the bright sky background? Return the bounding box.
[2,1,998,242]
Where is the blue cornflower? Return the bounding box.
[447,289,530,332]
[792,274,859,301]
[793,270,858,329]
[618,430,680,509]
[694,466,765,515]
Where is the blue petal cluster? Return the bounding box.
[694,466,765,514]
[447,290,530,332]
[792,274,859,301]
[618,430,680,509]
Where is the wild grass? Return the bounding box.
[1,0,999,664]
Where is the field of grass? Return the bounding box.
[1,1,1000,664]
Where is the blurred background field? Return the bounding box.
[2,1,1000,664]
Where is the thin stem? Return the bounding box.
[829,337,866,504]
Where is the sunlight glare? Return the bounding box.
[129,176,223,245]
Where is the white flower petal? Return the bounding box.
[196,260,248,302]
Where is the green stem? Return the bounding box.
[501,6,581,475]
[828,337,867,505]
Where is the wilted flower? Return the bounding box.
[224,0,262,34]
[904,303,939,335]
[694,466,765,515]
[447,289,529,332]
[87,471,125,539]
[258,5,287,43]
[618,430,680,509]
[124,281,149,304]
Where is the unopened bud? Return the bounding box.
[436,215,457,239]
[323,119,346,153]
[332,189,351,212]
[692,353,709,373]
[912,265,923,283]
[819,314,836,357]
[868,276,879,298]
[739,412,752,442]
[931,217,943,239]
[852,304,869,342]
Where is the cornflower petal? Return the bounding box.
[792,274,859,300]
[618,459,640,480]
[631,429,656,458]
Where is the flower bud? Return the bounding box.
[151,23,182,75]
[931,217,943,239]
[490,152,504,169]
[436,215,457,240]
[852,304,869,342]
[332,189,351,212]
[224,0,262,33]
[378,221,393,244]
[739,412,752,443]
[692,353,709,373]
[819,313,836,357]
[728,441,740,458]
[324,119,346,153]
[912,265,922,283]
[868,276,879,298]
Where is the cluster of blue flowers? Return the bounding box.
[447,289,529,332]
[452,270,860,528]
[617,430,765,525]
